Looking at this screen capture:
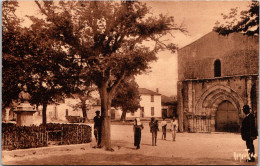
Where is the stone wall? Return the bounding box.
[178,75,258,132]
[178,32,259,81]
[177,32,259,132]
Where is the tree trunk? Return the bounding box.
[120,110,127,121]
[99,84,112,150]
[82,102,88,123]
[42,102,47,126]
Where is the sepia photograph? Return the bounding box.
[2,0,259,165]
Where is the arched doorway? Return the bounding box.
[215,100,239,132]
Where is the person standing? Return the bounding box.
[170,116,178,141]
[149,117,158,146]
[94,111,102,148]
[241,105,258,162]
[155,120,159,144]
[161,118,167,140]
[133,118,144,149]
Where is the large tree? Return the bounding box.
[112,77,140,121]
[25,18,80,125]
[214,1,259,36]
[2,1,25,109]
[2,1,79,125]
[33,1,185,150]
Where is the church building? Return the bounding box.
[177,31,258,132]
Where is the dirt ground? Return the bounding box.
[2,123,259,165]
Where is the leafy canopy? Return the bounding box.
[214,1,259,36]
[34,1,186,96]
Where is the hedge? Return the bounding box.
[2,123,92,150]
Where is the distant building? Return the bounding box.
[161,95,177,119]
[125,88,162,119]
[177,31,258,133]
[34,97,121,124]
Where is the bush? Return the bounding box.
[2,123,92,150]
[2,123,47,150]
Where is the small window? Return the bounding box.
[151,107,154,116]
[151,95,154,102]
[214,59,221,77]
[140,107,144,118]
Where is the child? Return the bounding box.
[161,118,167,140]
[171,116,178,141]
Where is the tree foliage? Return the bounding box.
[2,1,80,125]
[29,1,184,149]
[2,1,26,109]
[68,85,98,123]
[112,77,140,121]
[214,1,259,36]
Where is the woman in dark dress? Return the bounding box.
[133,118,144,149]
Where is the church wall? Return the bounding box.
[177,32,259,133]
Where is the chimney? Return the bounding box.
[156,88,159,93]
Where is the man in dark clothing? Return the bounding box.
[241,105,258,162]
[94,111,102,148]
[149,117,159,146]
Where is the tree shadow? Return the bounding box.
[124,147,137,150]
[140,143,153,146]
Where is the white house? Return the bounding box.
[125,88,162,120]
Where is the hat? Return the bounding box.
[95,110,100,114]
[243,105,250,114]
[243,105,250,111]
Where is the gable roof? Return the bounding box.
[178,31,259,51]
[138,88,161,95]
[161,95,175,103]
[161,95,177,105]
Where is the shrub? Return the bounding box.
[2,123,92,150]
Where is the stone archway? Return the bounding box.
[195,84,244,132]
[215,100,239,132]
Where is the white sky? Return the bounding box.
[15,1,251,97]
[136,1,250,96]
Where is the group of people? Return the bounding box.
[133,116,178,149]
[94,105,258,163]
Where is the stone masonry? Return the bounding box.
[177,31,259,132]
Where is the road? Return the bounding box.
[2,123,258,165]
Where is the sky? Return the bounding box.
[135,1,250,96]
[15,1,251,97]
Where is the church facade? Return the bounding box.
[177,31,259,132]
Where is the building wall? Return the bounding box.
[178,32,259,81]
[177,32,259,132]
[36,98,121,123]
[125,94,162,119]
[178,75,258,132]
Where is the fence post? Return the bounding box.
[76,125,78,144]
[81,125,83,143]
[41,132,43,145]
[61,126,63,145]
[46,131,48,146]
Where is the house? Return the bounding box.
[125,88,162,120]
[161,95,177,119]
[177,31,259,133]
[37,98,121,123]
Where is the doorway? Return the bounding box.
[215,100,239,132]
